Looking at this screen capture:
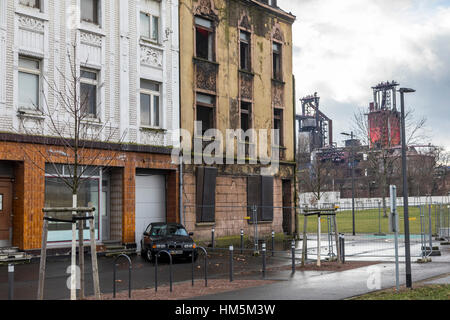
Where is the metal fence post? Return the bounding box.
[428,204,433,253]
[291,240,296,273]
[262,243,266,279]
[8,264,14,300]
[113,254,132,299]
[211,228,215,249]
[271,230,275,257]
[229,245,234,282]
[240,229,244,254]
[253,205,258,253]
[339,234,345,264]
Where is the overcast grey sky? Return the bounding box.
[278,0,450,150]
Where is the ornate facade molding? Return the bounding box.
[194,0,218,19]
[80,31,103,47]
[17,14,45,33]
[271,23,284,43]
[239,12,252,31]
[140,45,163,68]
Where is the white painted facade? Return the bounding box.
[0,0,180,147]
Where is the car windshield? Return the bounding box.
[150,225,189,237]
[167,225,189,236]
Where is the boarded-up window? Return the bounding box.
[247,175,274,222]
[196,167,218,223]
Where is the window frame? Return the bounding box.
[80,68,99,118]
[18,56,41,110]
[272,41,283,81]
[195,93,216,136]
[239,30,251,72]
[273,108,284,147]
[18,0,41,11]
[140,79,162,129]
[80,0,100,26]
[140,11,160,43]
[240,100,252,132]
[195,16,216,62]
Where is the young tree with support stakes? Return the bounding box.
[16,36,126,300]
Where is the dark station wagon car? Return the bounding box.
[140,223,198,263]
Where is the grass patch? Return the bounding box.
[351,284,450,300]
[299,206,444,235]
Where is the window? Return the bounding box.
[247,176,274,222]
[240,31,251,71]
[240,101,252,132]
[140,12,159,42]
[45,171,100,242]
[140,79,161,127]
[272,42,282,80]
[196,167,217,223]
[195,17,215,61]
[274,108,283,146]
[19,0,40,10]
[80,69,98,118]
[19,56,41,110]
[196,93,215,135]
[81,0,99,25]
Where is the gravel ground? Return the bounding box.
[89,279,276,300]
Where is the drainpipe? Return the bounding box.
[178,2,183,226]
[293,75,299,238]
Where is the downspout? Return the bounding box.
[293,75,299,239]
[178,0,184,225]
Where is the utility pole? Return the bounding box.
[399,87,415,289]
[342,131,356,236]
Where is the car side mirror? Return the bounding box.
[189,232,194,237]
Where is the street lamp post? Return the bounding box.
[342,132,356,236]
[399,87,415,289]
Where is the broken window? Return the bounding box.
[240,101,252,132]
[195,17,215,61]
[240,31,251,71]
[196,93,215,136]
[274,108,283,146]
[272,42,282,80]
[196,167,218,223]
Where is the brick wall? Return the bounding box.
[183,172,288,241]
[0,140,177,250]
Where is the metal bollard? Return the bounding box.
[339,234,345,264]
[155,251,173,293]
[291,240,296,273]
[8,264,14,300]
[271,231,275,257]
[240,229,244,254]
[113,254,132,299]
[211,228,215,249]
[262,243,266,279]
[229,245,234,282]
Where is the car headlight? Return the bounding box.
[154,244,166,249]
[184,244,193,249]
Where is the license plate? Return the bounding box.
[170,250,183,255]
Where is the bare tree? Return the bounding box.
[298,151,340,206]
[16,37,125,300]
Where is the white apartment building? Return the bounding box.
[0,0,181,251]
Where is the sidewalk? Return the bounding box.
[193,245,450,300]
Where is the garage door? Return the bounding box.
[135,175,166,252]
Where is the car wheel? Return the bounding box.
[143,248,154,263]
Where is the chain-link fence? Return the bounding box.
[181,202,450,260]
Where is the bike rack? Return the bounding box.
[155,250,173,293]
[113,254,132,299]
[192,246,208,287]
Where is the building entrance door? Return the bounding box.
[0,180,12,247]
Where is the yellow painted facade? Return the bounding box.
[179,0,296,162]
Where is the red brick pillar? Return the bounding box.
[122,162,136,244]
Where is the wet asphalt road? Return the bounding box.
[0,250,292,300]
